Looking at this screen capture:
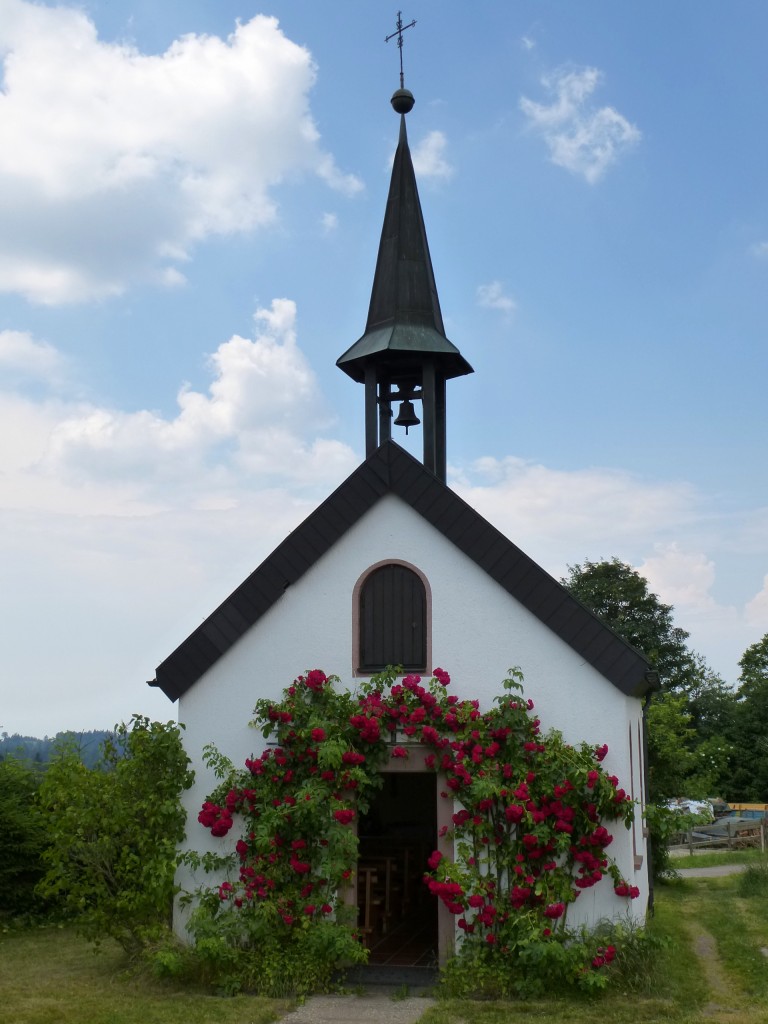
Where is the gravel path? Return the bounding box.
[675,862,749,877]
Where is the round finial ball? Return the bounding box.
[390,88,415,114]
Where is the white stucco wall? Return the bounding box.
[173,493,649,938]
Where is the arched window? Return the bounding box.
[357,563,428,673]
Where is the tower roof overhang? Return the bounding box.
[336,323,474,383]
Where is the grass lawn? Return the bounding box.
[4,864,768,1024]
[0,923,289,1024]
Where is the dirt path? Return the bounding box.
[677,869,750,1021]
[689,924,734,1018]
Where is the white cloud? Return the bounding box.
[0,2,362,305]
[0,486,327,734]
[636,543,768,680]
[160,267,187,289]
[321,211,338,232]
[450,455,697,575]
[450,457,767,682]
[41,298,355,495]
[476,281,516,316]
[411,130,453,180]
[745,575,768,629]
[0,299,356,522]
[0,329,64,379]
[521,36,536,51]
[751,241,768,258]
[520,67,640,183]
[0,294,361,734]
[638,544,717,612]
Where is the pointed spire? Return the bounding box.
[337,98,472,384]
[365,111,446,337]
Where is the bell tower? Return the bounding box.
[336,29,472,483]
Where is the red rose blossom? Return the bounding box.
[543,902,565,919]
[305,670,327,692]
[342,751,365,765]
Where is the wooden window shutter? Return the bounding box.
[359,564,426,672]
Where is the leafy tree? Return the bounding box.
[739,633,768,683]
[728,634,768,801]
[681,661,736,796]
[684,658,736,739]
[562,558,737,801]
[0,758,48,918]
[562,558,697,693]
[37,716,194,957]
[645,693,697,803]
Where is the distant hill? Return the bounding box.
[0,730,114,768]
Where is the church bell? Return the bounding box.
[393,399,420,434]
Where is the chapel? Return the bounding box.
[151,67,654,969]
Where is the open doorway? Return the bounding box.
[357,772,438,966]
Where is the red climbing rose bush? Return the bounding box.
[184,666,641,996]
[182,669,386,994]
[412,669,638,995]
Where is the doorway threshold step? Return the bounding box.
[339,964,438,992]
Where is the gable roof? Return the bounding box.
[150,441,653,703]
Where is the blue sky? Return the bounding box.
[1,0,766,736]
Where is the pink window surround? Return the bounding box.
[352,559,433,677]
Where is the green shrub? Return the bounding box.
[737,856,768,898]
[594,918,668,994]
[37,716,194,956]
[644,802,682,880]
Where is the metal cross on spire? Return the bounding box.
[385,11,417,89]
